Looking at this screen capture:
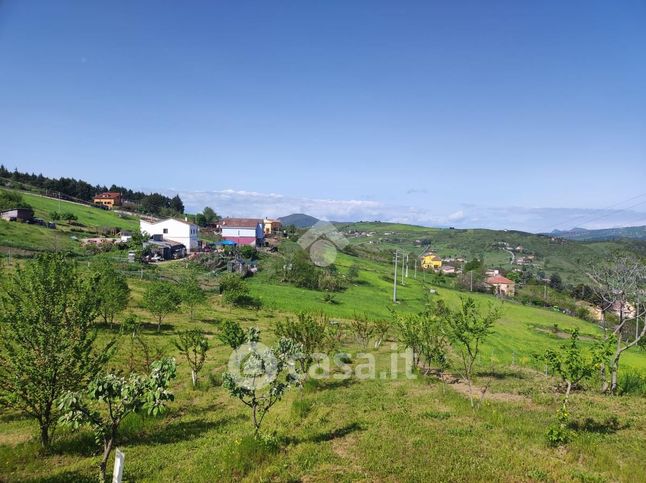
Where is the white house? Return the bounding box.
[140,218,199,253]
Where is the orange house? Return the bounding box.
[93,192,122,208]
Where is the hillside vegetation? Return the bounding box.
[0,188,140,254]
[334,221,646,284]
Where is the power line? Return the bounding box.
[544,191,646,232]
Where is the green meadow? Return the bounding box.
[2,248,646,482]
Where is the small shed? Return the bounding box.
[1,208,34,222]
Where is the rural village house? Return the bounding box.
[485,275,516,296]
[220,218,265,246]
[92,192,122,208]
[420,252,442,270]
[140,218,199,253]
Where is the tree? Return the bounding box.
[218,274,260,308]
[58,358,176,482]
[223,330,302,435]
[202,206,219,225]
[274,312,331,372]
[179,275,206,321]
[588,257,646,393]
[443,297,501,407]
[217,320,247,350]
[60,211,77,221]
[549,273,564,292]
[174,330,209,386]
[393,311,424,367]
[170,194,184,214]
[372,318,390,349]
[542,330,604,446]
[91,259,130,327]
[393,299,450,373]
[0,254,114,449]
[142,281,182,332]
[350,313,375,349]
[417,300,450,374]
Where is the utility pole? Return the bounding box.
[470,270,473,292]
[405,254,409,278]
[393,250,398,302]
[401,253,405,285]
[414,259,417,279]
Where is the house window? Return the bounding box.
[163,228,168,234]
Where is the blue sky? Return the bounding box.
[1,1,644,231]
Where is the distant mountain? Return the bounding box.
[278,213,319,228]
[550,225,646,241]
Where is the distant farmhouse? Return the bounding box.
[93,192,122,208]
[140,218,199,255]
[420,252,442,270]
[220,218,265,247]
[485,275,516,296]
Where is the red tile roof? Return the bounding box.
[486,275,515,285]
[220,218,262,228]
[94,192,121,200]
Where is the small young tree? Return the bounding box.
[372,318,391,349]
[178,275,206,321]
[444,297,501,407]
[223,330,302,435]
[58,358,177,482]
[543,330,603,446]
[0,254,114,449]
[174,329,209,386]
[217,320,248,350]
[142,281,182,332]
[274,312,330,372]
[350,313,375,349]
[393,312,423,367]
[91,258,130,327]
[417,301,450,375]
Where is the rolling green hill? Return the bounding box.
[0,188,140,255]
[333,221,646,284]
[550,225,646,241]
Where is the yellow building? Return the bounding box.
[93,192,122,209]
[263,218,282,236]
[420,253,442,270]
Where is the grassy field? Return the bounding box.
[1,249,646,482]
[0,188,140,254]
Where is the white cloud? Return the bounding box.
[166,188,646,233]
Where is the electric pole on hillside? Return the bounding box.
[401,253,405,285]
[405,254,409,278]
[470,270,473,292]
[393,250,398,302]
[414,259,417,279]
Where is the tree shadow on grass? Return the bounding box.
[124,415,244,447]
[51,430,98,457]
[283,422,365,446]
[304,378,356,393]
[24,470,96,483]
[569,416,628,434]
[303,422,364,444]
[476,369,527,380]
[51,415,244,457]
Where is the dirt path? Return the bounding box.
[437,372,534,405]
